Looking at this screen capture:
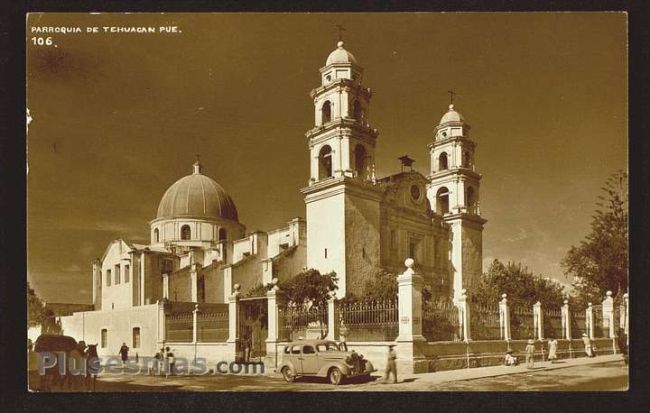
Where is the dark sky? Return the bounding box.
[26,13,627,304]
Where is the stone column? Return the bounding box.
[227,284,241,362]
[190,264,199,303]
[397,259,425,342]
[192,303,199,343]
[326,295,339,341]
[457,289,471,342]
[162,273,169,299]
[395,258,426,374]
[586,303,595,340]
[157,299,168,351]
[602,291,615,339]
[533,301,544,341]
[265,282,280,368]
[561,299,572,340]
[499,294,511,341]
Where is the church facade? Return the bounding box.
[60,41,486,358]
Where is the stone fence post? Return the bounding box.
[561,299,572,340]
[157,299,168,350]
[266,280,280,366]
[326,294,339,341]
[397,259,425,342]
[586,303,594,340]
[227,284,241,362]
[192,303,199,343]
[499,294,511,341]
[457,289,471,342]
[533,301,543,341]
[602,291,615,339]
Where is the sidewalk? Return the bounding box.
[385,354,624,387]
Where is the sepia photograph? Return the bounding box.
[25,12,628,392]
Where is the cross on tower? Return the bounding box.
[447,89,457,104]
[336,24,346,41]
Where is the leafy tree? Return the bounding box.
[359,269,398,302]
[562,170,628,306]
[27,282,46,327]
[276,269,337,339]
[473,259,566,309]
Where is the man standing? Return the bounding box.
[384,344,398,384]
[582,333,594,357]
[119,342,129,367]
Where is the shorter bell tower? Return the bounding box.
[426,103,487,300]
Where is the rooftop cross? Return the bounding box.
[336,24,346,42]
[447,89,457,105]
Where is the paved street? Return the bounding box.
[79,355,627,392]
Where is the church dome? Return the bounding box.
[326,41,357,65]
[156,162,239,222]
[439,104,465,124]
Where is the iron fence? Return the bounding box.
[571,310,587,338]
[543,307,563,339]
[422,300,460,342]
[592,305,604,338]
[510,305,535,340]
[197,311,229,342]
[337,300,398,342]
[165,312,193,342]
[278,305,328,342]
[470,303,501,340]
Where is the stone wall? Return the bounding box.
[345,193,381,295]
[461,225,483,290]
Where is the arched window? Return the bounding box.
[321,101,332,124]
[354,144,367,177]
[101,329,108,348]
[180,225,191,240]
[436,187,450,215]
[318,145,333,179]
[466,186,476,212]
[464,151,471,167]
[352,100,363,121]
[438,152,448,171]
[153,228,159,243]
[218,228,227,241]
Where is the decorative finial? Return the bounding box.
[449,104,455,111]
[336,24,345,43]
[447,89,457,105]
[404,258,414,268]
[193,154,202,174]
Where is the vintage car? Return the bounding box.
[278,339,375,385]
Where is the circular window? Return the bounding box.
[410,185,421,200]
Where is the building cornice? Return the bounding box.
[302,176,383,203]
[427,168,482,182]
[427,136,477,150]
[306,118,379,143]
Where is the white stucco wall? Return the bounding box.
[59,304,160,358]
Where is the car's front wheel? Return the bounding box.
[328,367,343,385]
[281,366,295,383]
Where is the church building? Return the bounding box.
[60,40,486,358]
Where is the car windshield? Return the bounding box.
[316,342,340,352]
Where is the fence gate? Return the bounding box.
[239,297,268,362]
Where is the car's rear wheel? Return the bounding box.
[281,366,295,383]
[328,367,343,385]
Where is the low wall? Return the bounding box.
[165,342,234,367]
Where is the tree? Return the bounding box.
[27,282,46,327]
[277,269,338,339]
[562,170,628,306]
[473,259,566,309]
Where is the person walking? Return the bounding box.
[582,333,594,357]
[119,342,129,367]
[525,339,535,369]
[384,344,398,384]
[547,338,558,363]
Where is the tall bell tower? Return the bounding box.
[426,103,487,300]
[301,41,382,296]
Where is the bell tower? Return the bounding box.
[301,41,382,296]
[426,103,487,300]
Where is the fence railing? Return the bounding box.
[278,305,328,342]
[422,300,460,342]
[543,307,563,339]
[510,305,535,340]
[592,304,604,338]
[337,300,399,342]
[470,303,501,340]
[165,312,193,342]
[197,311,229,342]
